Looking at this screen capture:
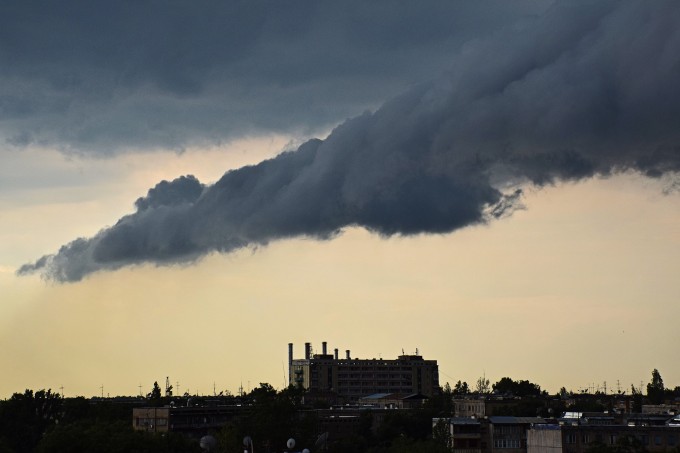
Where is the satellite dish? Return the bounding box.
[287,438,296,449]
[243,436,253,447]
[200,435,217,451]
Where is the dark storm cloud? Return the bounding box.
[19,0,680,282]
[0,0,548,153]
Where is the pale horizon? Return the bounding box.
[1,1,679,400]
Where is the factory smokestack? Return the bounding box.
[334,348,339,360]
[288,343,293,385]
[322,341,327,355]
[346,349,351,360]
[305,342,311,360]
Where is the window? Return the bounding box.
[668,435,676,446]
[566,434,577,444]
[493,439,520,449]
[610,434,617,445]
[582,434,590,444]
[654,435,662,446]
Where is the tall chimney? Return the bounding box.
[334,348,339,360]
[346,349,351,359]
[305,342,311,360]
[288,343,293,385]
[322,341,327,355]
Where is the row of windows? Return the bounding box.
[135,417,168,427]
[336,373,414,379]
[495,426,521,435]
[566,433,677,447]
[494,439,520,448]
[337,381,415,387]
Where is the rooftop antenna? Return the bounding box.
[165,376,171,397]
[176,381,180,396]
[100,385,104,398]
[59,385,64,398]
[282,361,287,388]
[138,383,143,397]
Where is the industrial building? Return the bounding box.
[288,341,439,402]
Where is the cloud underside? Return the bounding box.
[0,1,548,153]
[19,1,680,282]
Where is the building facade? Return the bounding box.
[288,342,439,401]
[528,424,680,453]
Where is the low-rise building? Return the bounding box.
[358,392,428,409]
[132,405,244,435]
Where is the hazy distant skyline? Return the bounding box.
[1,0,679,397]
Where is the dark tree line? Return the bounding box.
[0,388,198,453]
[1,369,677,452]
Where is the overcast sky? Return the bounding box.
[1,1,679,397]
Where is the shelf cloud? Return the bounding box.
[0,0,546,154]
[18,1,680,282]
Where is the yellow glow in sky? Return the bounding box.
[1,143,678,397]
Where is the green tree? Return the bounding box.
[492,377,542,397]
[424,383,454,416]
[646,368,665,404]
[431,418,451,450]
[0,389,62,452]
[36,420,200,453]
[453,380,470,395]
[147,382,163,407]
[475,375,490,394]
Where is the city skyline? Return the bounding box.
[1,1,679,398]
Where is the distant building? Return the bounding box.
[132,405,243,434]
[288,342,439,402]
[454,398,486,417]
[488,416,546,452]
[358,392,429,409]
[642,403,680,415]
[528,424,680,453]
[434,416,545,453]
[433,417,483,452]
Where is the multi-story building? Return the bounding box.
[434,416,545,453]
[288,341,439,401]
[528,424,680,453]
